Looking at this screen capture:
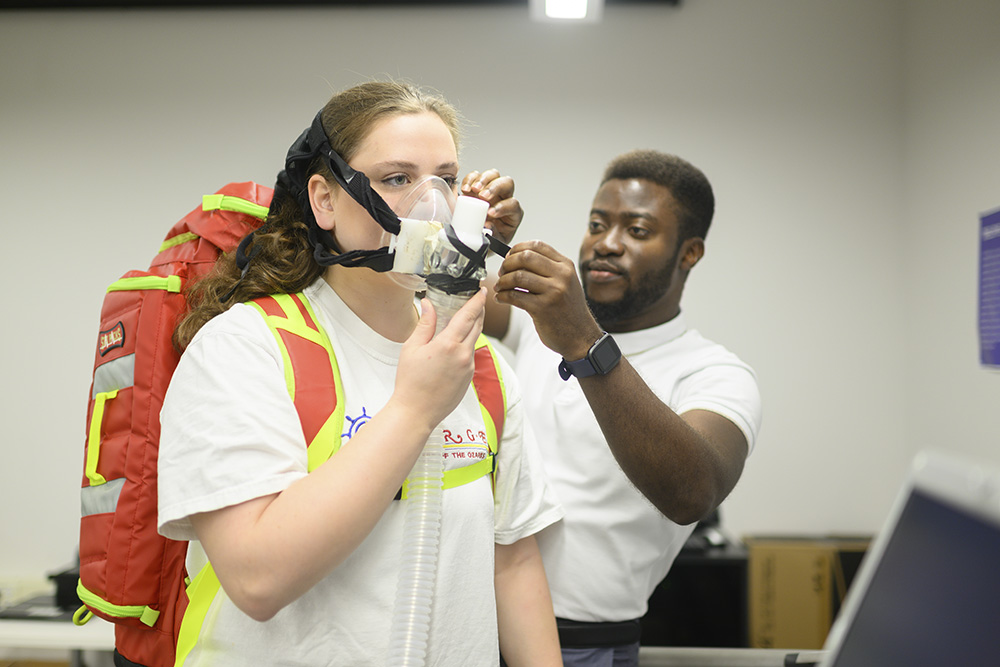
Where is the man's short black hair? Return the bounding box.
[601,150,714,242]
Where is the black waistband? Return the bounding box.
[556,617,642,648]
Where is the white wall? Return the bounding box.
[0,0,997,583]
[901,2,1000,465]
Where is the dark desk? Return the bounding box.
[638,647,825,666]
[641,543,749,648]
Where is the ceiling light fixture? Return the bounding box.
[529,0,604,23]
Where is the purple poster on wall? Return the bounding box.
[980,208,1000,367]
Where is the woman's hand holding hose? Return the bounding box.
[393,287,487,433]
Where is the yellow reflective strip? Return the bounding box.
[267,319,326,347]
[107,275,182,293]
[175,563,222,667]
[398,456,492,499]
[85,390,117,486]
[159,232,199,253]
[249,302,296,400]
[307,414,341,473]
[270,293,313,335]
[76,580,160,626]
[202,193,269,220]
[442,455,494,490]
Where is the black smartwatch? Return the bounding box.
[558,332,622,380]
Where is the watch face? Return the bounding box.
[591,334,621,374]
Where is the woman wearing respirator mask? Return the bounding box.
[157,81,563,667]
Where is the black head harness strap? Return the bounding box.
[224,111,503,301]
[222,114,399,302]
[269,111,401,271]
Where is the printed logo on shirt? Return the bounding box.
[443,428,490,472]
[340,407,490,470]
[98,321,125,356]
[342,407,372,441]
[342,406,488,471]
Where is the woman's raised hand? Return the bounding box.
[394,288,487,431]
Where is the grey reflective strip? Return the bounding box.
[81,477,126,517]
[93,354,135,398]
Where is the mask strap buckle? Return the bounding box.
[442,223,490,280]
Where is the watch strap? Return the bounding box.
[558,356,597,380]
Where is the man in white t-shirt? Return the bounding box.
[467,149,762,667]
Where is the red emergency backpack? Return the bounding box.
[76,182,272,667]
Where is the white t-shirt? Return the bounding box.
[158,278,563,666]
[504,308,761,622]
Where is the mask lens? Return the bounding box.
[392,175,457,220]
[396,179,455,221]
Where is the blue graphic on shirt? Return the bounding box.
[343,407,372,442]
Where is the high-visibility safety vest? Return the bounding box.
[172,291,507,665]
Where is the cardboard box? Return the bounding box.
[746,536,870,650]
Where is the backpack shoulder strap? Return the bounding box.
[472,335,506,490]
[250,295,508,493]
[249,292,344,472]
[472,335,506,449]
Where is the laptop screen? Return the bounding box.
[822,461,1000,666]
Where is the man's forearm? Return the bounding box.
[578,358,746,525]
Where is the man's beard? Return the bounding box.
[584,253,677,329]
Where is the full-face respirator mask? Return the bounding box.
[385,175,492,294]
[229,111,508,300]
